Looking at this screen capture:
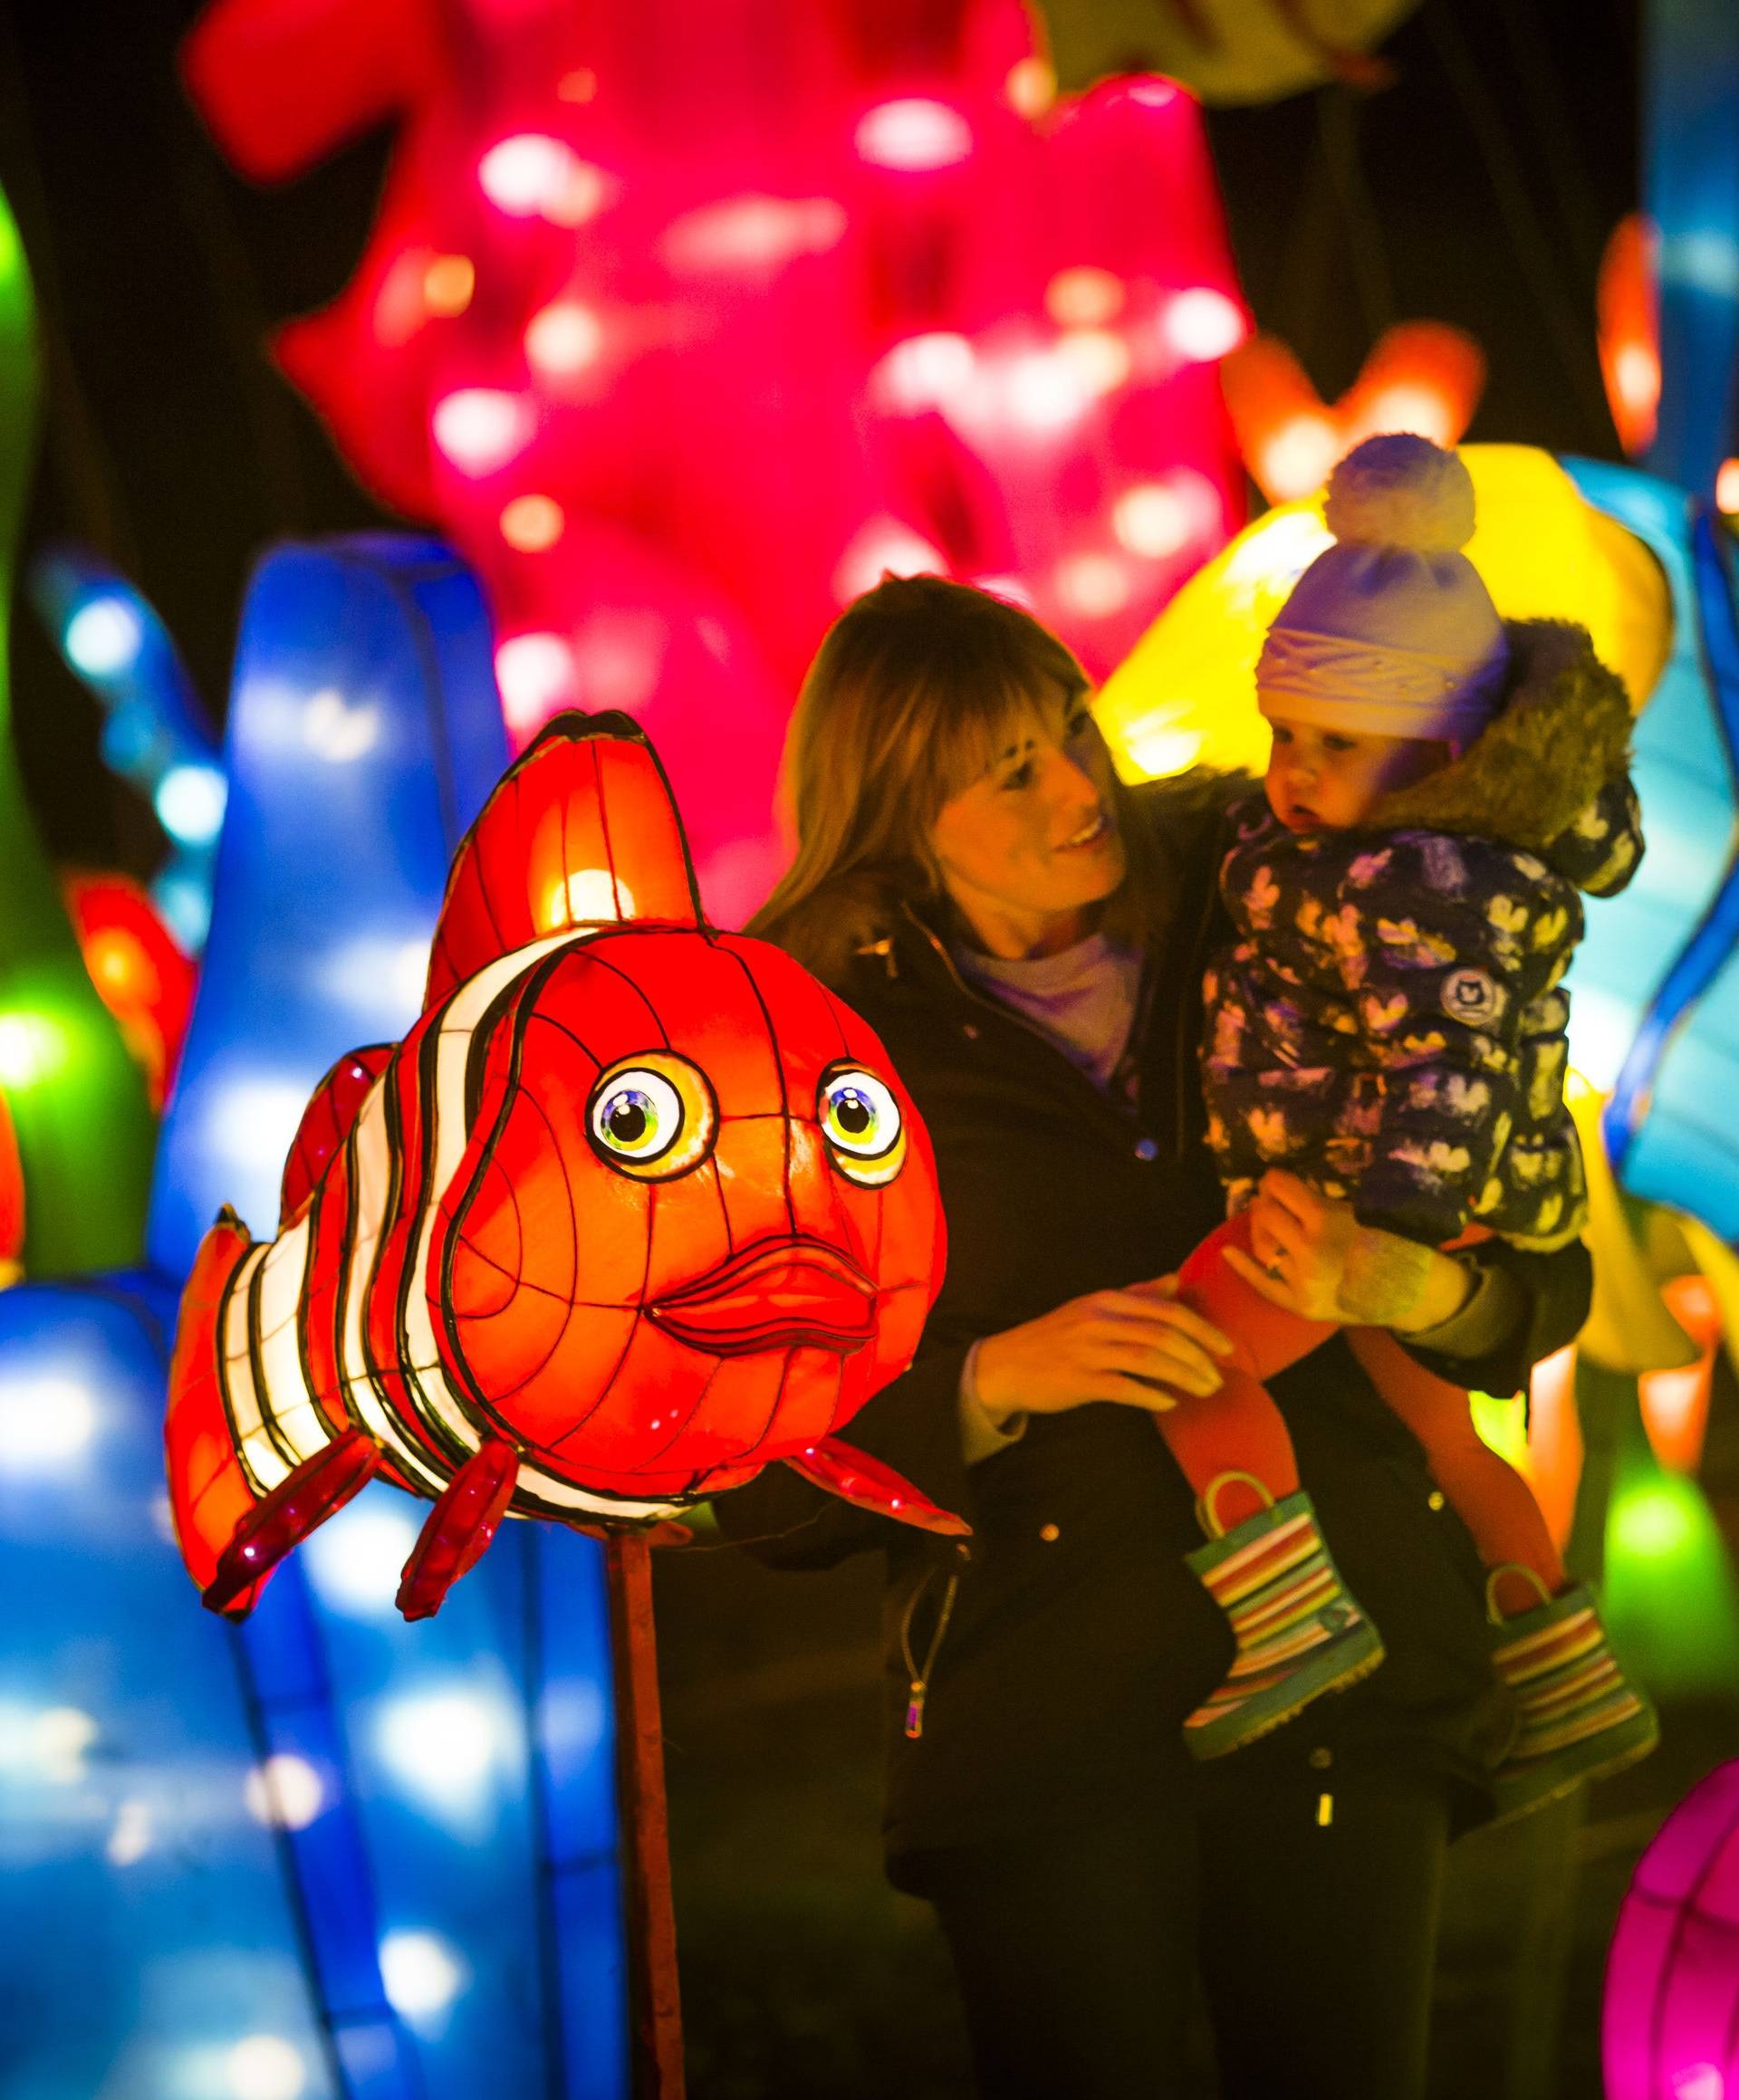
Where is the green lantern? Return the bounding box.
[0,186,156,1273]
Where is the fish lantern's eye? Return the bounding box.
[587,1053,717,1180]
[818,1064,905,1187]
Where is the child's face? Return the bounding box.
[1263,711,1453,833]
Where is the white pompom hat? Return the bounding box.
[1256,433,1510,746]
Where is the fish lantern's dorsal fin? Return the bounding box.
[280,1044,396,1226]
[426,710,706,1007]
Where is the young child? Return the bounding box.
[1159,433,1657,1818]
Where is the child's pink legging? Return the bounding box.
[1162,1211,1563,1611]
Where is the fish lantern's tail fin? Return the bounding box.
[425,710,705,1008]
[164,1208,261,1598]
[783,1437,970,1538]
[279,1044,395,1226]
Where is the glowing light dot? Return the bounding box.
[831,522,947,605]
[301,1501,420,1616]
[245,1753,325,1831]
[1055,553,1132,620]
[543,871,630,928]
[1258,416,1341,502]
[1128,725,1205,777]
[1004,350,1091,432]
[1718,459,1739,514]
[1126,79,1179,108]
[478,136,609,226]
[86,928,146,995]
[1113,477,1214,560]
[525,302,603,379]
[0,1378,96,1470]
[0,1015,65,1091]
[422,254,475,317]
[64,597,143,677]
[375,1690,508,1810]
[1058,329,1131,396]
[499,494,566,552]
[495,634,577,734]
[1613,1480,1696,1558]
[1614,342,1660,413]
[1359,385,1457,446]
[302,688,379,764]
[226,2035,305,2100]
[661,195,847,273]
[106,1799,153,1865]
[557,67,598,102]
[34,1705,98,1780]
[155,763,229,847]
[1004,55,1056,118]
[855,99,973,171]
[1046,266,1125,328]
[1163,287,1246,363]
[431,389,533,475]
[871,331,975,412]
[381,1931,466,2018]
[1671,2066,1725,2100]
[971,573,1035,609]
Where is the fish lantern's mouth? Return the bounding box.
[647,1238,877,1357]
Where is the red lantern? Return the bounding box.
[1597,214,1660,461]
[165,712,956,1623]
[1604,1760,1739,2100]
[1222,321,1485,503]
[61,872,197,1110]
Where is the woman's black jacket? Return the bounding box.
[714,780,1594,1882]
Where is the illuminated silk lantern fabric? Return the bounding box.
[1643,0,1739,496]
[1222,321,1486,504]
[3,534,639,2099]
[1598,215,1661,462]
[1604,1760,1739,2100]
[1027,0,1420,101]
[0,184,157,1275]
[182,0,1247,919]
[1563,459,1739,1235]
[29,545,226,953]
[61,872,197,1108]
[168,709,954,1625]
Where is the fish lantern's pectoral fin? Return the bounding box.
[395,1438,520,1621]
[424,711,706,1007]
[783,1438,970,1539]
[279,1043,396,1225]
[201,1428,381,1620]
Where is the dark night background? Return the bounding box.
[0,0,1639,887]
[0,7,1668,2094]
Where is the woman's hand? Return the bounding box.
[1221,1170,1474,1333]
[972,1280,1234,1426]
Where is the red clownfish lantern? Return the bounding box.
[165,711,957,1621]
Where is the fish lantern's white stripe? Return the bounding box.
[222,1244,293,1496]
[401,931,682,1523]
[253,1216,331,1468]
[339,1081,448,1495]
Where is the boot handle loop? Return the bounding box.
[1196,1470,1277,1541]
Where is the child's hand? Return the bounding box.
[1226,1170,1453,1329]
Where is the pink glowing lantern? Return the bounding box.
[1604,1761,1739,2100]
[182,0,1246,921]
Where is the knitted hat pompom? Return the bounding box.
[1322,431,1476,555]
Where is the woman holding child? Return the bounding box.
[716,436,1648,2097]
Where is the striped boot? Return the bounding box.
[1182,1473,1385,1761]
[1487,1570,1658,1822]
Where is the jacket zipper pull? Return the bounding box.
[905,1680,928,1740]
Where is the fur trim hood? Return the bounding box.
[1366,618,1638,879]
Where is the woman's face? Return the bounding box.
[929,685,1126,958]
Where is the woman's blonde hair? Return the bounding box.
[750,575,1165,979]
